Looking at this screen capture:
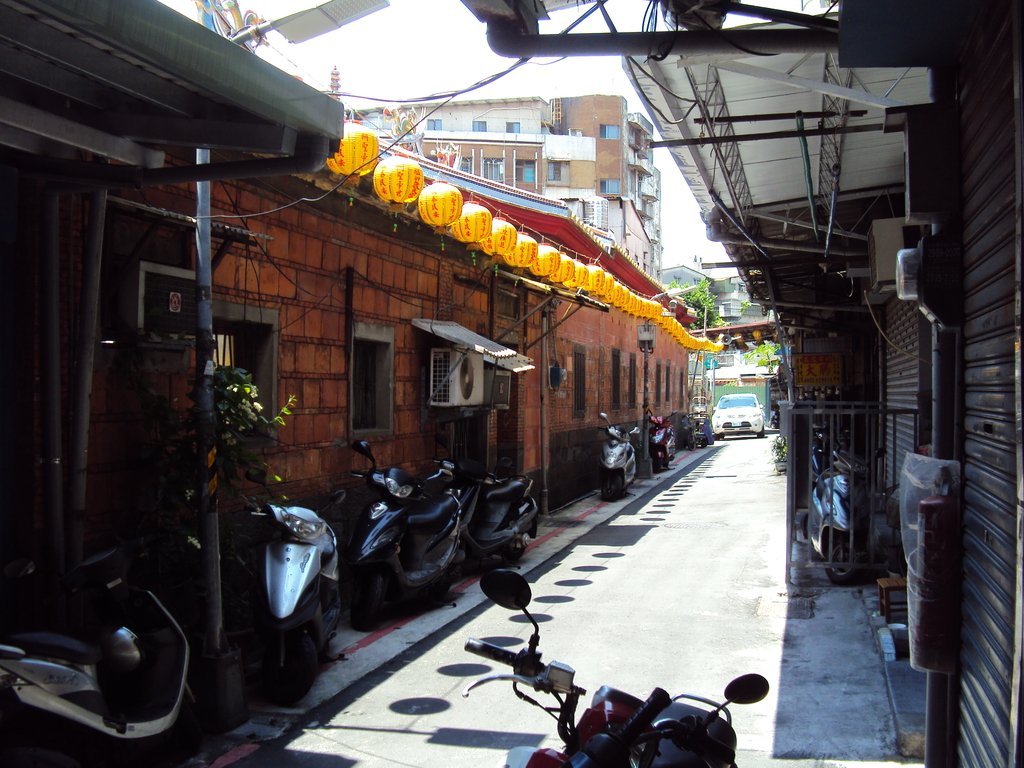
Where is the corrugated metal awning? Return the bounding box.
[412,319,534,372]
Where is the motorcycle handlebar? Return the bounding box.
[465,638,518,668]
[618,688,671,747]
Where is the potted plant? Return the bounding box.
[770,435,788,473]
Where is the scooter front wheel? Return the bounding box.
[350,570,387,632]
[601,473,624,501]
[825,537,861,585]
[263,630,318,705]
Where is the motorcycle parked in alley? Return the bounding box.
[0,538,199,768]
[804,427,873,585]
[252,492,345,705]
[647,412,677,471]
[598,412,640,501]
[446,455,539,564]
[464,569,769,768]
[346,440,463,631]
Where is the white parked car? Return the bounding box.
[711,394,766,440]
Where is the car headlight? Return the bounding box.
[384,476,415,498]
[281,509,327,541]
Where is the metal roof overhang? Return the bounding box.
[0,0,344,185]
[412,319,535,372]
[621,20,932,337]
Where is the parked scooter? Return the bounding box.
[346,440,463,631]
[598,412,640,501]
[446,455,539,564]
[0,538,199,768]
[805,427,872,584]
[647,412,677,471]
[252,492,345,705]
[464,569,769,768]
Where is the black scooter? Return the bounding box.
[447,455,539,564]
[346,440,463,631]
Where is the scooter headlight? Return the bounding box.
[384,476,415,499]
[281,509,327,541]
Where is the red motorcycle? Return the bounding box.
[464,569,769,768]
[648,413,677,471]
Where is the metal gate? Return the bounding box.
[785,401,917,582]
[957,4,1019,764]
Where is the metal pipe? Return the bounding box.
[706,228,868,258]
[68,189,106,573]
[41,188,65,627]
[485,24,837,59]
[796,113,820,242]
[823,164,842,261]
[650,123,882,147]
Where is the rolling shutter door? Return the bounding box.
[957,6,1018,764]
[884,296,926,489]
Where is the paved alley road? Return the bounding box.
[188,437,921,768]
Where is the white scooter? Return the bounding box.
[0,538,198,768]
[253,492,344,705]
[598,412,641,501]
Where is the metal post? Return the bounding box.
[192,149,248,733]
[638,322,653,478]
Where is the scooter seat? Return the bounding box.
[482,478,529,504]
[6,631,102,665]
[455,458,489,482]
[407,494,460,532]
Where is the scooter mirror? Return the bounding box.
[599,412,610,424]
[723,673,770,705]
[351,440,375,465]
[480,568,532,611]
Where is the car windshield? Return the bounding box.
[718,395,758,409]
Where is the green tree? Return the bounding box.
[743,340,780,373]
[671,278,723,329]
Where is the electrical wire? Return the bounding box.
[862,290,928,364]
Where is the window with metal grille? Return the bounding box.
[628,352,637,407]
[459,157,473,174]
[655,361,661,406]
[482,157,504,181]
[573,347,586,417]
[351,322,394,435]
[665,364,671,404]
[611,348,621,409]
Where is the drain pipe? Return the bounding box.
[68,190,107,573]
[484,24,837,59]
[539,306,551,516]
[40,188,65,627]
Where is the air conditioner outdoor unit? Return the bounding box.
[869,218,917,293]
[429,348,485,406]
[118,260,196,335]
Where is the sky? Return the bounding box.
[159,0,730,271]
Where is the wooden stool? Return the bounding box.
[877,576,908,623]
